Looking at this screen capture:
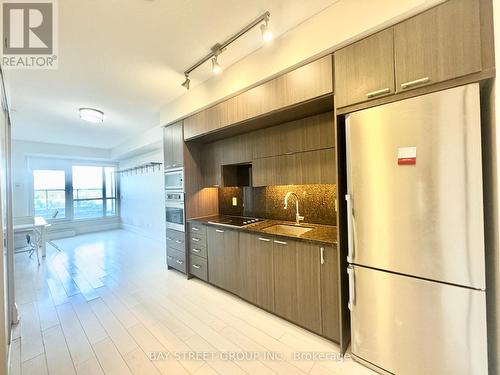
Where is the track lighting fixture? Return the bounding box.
[181,74,190,90]
[261,14,273,42]
[181,11,271,89]
[211,55,222,74]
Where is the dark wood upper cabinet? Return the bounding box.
[253,148,336,187]
[394,0,482,92]
[184,56,333,140]
[334,28,395,108]
[320,245,340,341]
[273,238,322,334]
[207,227,240,294]
[253,112,335,159]
[202,141,222,187]
[238,232,274,311]
[164,121,184,169]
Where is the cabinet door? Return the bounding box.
[202,142,222,187]
[320,246,340,341]
[223,229,240,295]
[394,0,481,92]
[239,233,274,311]
[171,122,184,168]
[207,227,239,293]
[207,227,225,288]
[297,148,336,184]
[252,156,277,187]
[335,28,395,108]
[163,126,173,169]
[273,239,322,333]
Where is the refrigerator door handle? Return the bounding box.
[347,265,355,310]
[345,194,354,263]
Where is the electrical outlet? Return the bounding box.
[232,197,237,206]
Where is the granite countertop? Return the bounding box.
[187,215,337,246]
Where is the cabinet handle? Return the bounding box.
[191,237,200,242]
[192,248,201,253]
[216,229,224,233]
[192,227,199,231]
[175,240,182,244]
[176,260,184,265]
[273,240,287,245]
[320,247,325,265]
[166,237,173,241]
[400,77,430,90]
[167,256,173,260]
[258,237,271,242]
[366,87,390,98]
[192,264,201,269]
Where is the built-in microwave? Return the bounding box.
[165,190,185,232]
[165,168,184,190]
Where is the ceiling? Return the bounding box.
[7,0,337,149]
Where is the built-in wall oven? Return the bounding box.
[165,190,185,232]
[165,167,184,190]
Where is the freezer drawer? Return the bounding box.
[346,83,485,289]
[349,265,487,375]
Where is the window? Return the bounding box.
[33,170,66,219]
[72,166,117,219]
[32,162,117,221]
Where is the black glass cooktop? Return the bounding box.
[208,216,264,227]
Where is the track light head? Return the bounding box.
[181,74,190,90]
[211,56,222,74]
[261,15,272,42]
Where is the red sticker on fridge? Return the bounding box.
[398,147,417,165]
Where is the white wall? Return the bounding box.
[118,148,165,242]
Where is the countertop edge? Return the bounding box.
[186,216,337,246]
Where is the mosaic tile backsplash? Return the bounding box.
[219,184,337,225]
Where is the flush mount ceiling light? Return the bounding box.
[181,11,271,89]
[79,108,104,123]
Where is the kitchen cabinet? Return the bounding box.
[252,112,335,159]
[207,227,240,294]
[253,148,336,187]
[202,141,222,187]
[167,247,186,273]
[273,238,322,333]
[394,0,481,92]
[238,232,274,311]
[334,28,395,108]
[164,121,184,169]
[189,254,208,281]
[166,228,186,274]
[184,56,333,140]
[320,245,340,341]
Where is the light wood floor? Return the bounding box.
[9,229,376,375]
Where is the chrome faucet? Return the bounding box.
[284,192,304,225]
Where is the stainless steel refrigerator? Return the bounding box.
[345,83,488,375]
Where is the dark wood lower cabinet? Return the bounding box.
[320,245,340,341]
[207,227,240,294]
[204,225,339,342]
[239,232,274,311]
[273,238,322,334]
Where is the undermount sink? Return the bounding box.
[261,224,314,237]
